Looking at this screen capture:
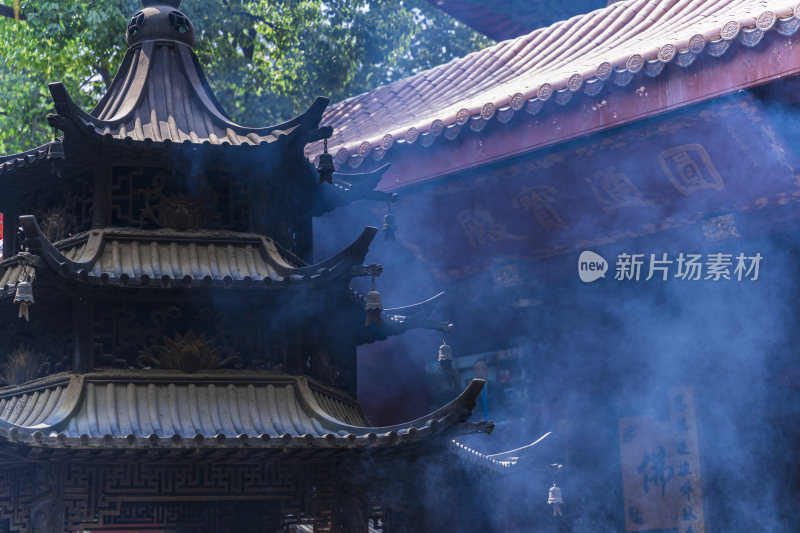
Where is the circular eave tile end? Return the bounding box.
[626,54,644,73]
[567,73,583,92]
[757,11,777,31]
[688,34,706,53]
[335,147,349,164]
[537,83,553,101]
[720,20,741,41]
[596,62,613,81]
[658,44,676,63]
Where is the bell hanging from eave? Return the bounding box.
[317,138,335,185]
[438,338,453,371]
[383,204,397,242]
[14,276,34,322]
[48,134,65,178]
[47,139,65,161]
[548,482,564,516]
[364,276,383,326]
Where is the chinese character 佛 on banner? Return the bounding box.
[619,387,705,533]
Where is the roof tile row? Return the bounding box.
[0,372,489,449]
[317,0,799,169]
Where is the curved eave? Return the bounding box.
[315,1,800,170]
[352,291,448,343]
[350,289,444,324]
[6,217,377,293]
[48,40,330,148]
[451,431,558,475]
[0,371,490,450]
[450,440,515,473]
[312,164,398,217]
[0,142,58,182]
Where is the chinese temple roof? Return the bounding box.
[48,1,329,150]
[0,218,446,338]
[318,0,799,171]
[0,143,55,176]
[425,0,609,41]
[0,371,490,452]
[0,216,374,293]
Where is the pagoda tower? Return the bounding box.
[0,1,492,531]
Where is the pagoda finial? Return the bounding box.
[142,0,182,7]
[128,0,194,48]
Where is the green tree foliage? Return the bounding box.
[0,0,490,154]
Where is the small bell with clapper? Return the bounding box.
[14,266,34,322]
[317,138,335,185]
[47,129,65,177]
[438,336,453,371]
[548,481,564,516]
[364,276,383,326]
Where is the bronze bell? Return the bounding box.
[438,341,453,371]
[48,138,65,177]
[14,277,34,322]
[364,278,383,326]
[47,139,65,160]
[317,139,335,184]
[383,211,396,241]
[548,482,564,516]
[438,342,453,362]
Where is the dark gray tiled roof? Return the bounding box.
[0,143,53,176]
[0,371,489,449]
[2,217,377,291]
[49,40,326,148]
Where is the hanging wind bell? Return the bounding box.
[48,129,65,178]
[14,264,34,322]
[48,130,65,161]
[548,481,564,516]
[438,335,453,371]
[364,276,383,326]
[383,202,397,241]
[317,138,335,185]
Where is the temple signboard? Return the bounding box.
[619,387,705,533]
